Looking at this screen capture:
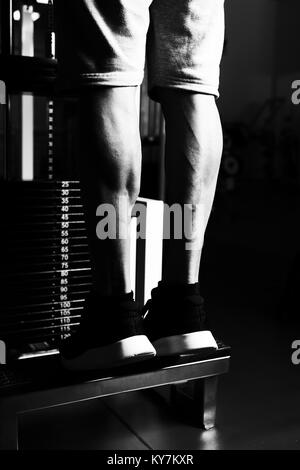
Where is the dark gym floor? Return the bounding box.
[19,181,300,450]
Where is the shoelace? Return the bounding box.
[141,299,152,319]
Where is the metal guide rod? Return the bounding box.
[21,5,34,181]
[0,81,7,178]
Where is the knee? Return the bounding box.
[80,87,142,204]
[123,164,141,206]
[100,147,141,205]
[101,119,141,204]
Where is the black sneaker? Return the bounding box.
[143,282,218,356]
[60,292,156,371]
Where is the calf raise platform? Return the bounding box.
[0,343,230,450]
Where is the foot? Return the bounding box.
[60,292,156,371]
[143,282,218,356]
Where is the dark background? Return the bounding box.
[204,0,300,333]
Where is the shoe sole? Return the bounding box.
[152,330,218,356]
[61,335,156,371]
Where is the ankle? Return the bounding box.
[156,281,200,296]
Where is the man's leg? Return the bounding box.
[60,86,157,370]
[142,0,224,355]
[79,87,141,296]
[159,90,223,285]
[55,1,157,370]
[143,91,222,356]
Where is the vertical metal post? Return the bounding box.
[0,81,7,179]
[1,1,13,180]
[1,0,13,55]
[47,0,56,59]
[194,376,219,430]
[21,5,34,181]
[130,216,137,296]
[47,99,54,180]
[170,376,219,430]
[143,199,164,303]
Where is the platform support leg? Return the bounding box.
[170,375,219,430]
[0,405,18,450]
[194,376,219,430]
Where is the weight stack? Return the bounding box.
[0,180,92,359]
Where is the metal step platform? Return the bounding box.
[0,342,230,450]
